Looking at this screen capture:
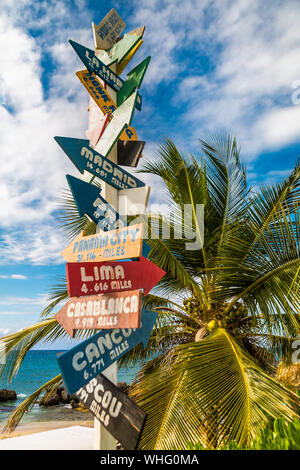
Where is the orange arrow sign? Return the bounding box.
[55,289,142,337]
[61,224,146,263]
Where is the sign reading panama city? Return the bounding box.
[57,309,157,395]
[61,223,148,263]
[66,257,165,297]
[76,374,147,449]
[55,289,142,337]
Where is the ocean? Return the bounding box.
[0,350,139,428]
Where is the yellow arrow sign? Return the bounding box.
[61,223,145,263]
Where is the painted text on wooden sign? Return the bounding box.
[55,289,142,337]
[57,309,157,394]
[76,374,146,449]
[55,137,145,190]
[66,257,165,297]
[61,223,147,263]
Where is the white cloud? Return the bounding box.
[0,328,10,336]
[0,274,28,279]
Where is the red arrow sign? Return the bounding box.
[55,290,142,337]
[66,257,165,298]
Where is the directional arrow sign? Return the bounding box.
[117,56,150,107]
[94,91,138,157]
[117,39,143,75]
[76,374,147,450]
[66,174,125,230]
[56,137,145,190]
[57,309,157,394]
[69,40,142,111]
[76,70,117,118]
[61,224,149,263]
[96,33,142,69]
[66,257,165,297]
[92,9,126,50]
[55,289,142,337]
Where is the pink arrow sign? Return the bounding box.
[66,257,165,298]
[55,289,142,337]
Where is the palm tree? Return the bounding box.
[0,135,299,449]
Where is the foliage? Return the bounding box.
[179,418,300,450]
[0,134,299,449]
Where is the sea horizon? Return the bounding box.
[0,350,140,428]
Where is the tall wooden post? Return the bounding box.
[92,61,119,451]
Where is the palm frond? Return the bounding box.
[131,328,299,449]
[3,374,62,432]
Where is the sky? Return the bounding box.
[1,0,300,348]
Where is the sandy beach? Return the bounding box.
[0,419,94,440]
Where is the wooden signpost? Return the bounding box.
[76,374,147,449]
[66,257,165,297]
[66,174,125,229]
[57,309,157,395]
[55,289,142,337]
[92,9,126,50]
[55,137,145,190]
[56,10,158,450]
[61,223,149,263]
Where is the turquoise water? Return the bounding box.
[0,350,139,427]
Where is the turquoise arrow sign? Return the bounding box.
[57,309,157,394]
[69,40,142,111]
[55,136,145,190]
[66,174,125,230]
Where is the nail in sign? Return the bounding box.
[76,374,146,450]
[55,289,142,337]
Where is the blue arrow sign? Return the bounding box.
[69,40,142,111]
[55,137,145,190]
[66,174,125,231]
[57,309,157,394]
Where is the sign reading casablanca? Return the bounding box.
[76,374,147,450]
[55,289,142,336]
[55,137,145,190]
[66,257,165,297]
[61,224,147,263]
[57,309,157,394]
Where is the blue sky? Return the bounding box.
[1,0,300,348]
